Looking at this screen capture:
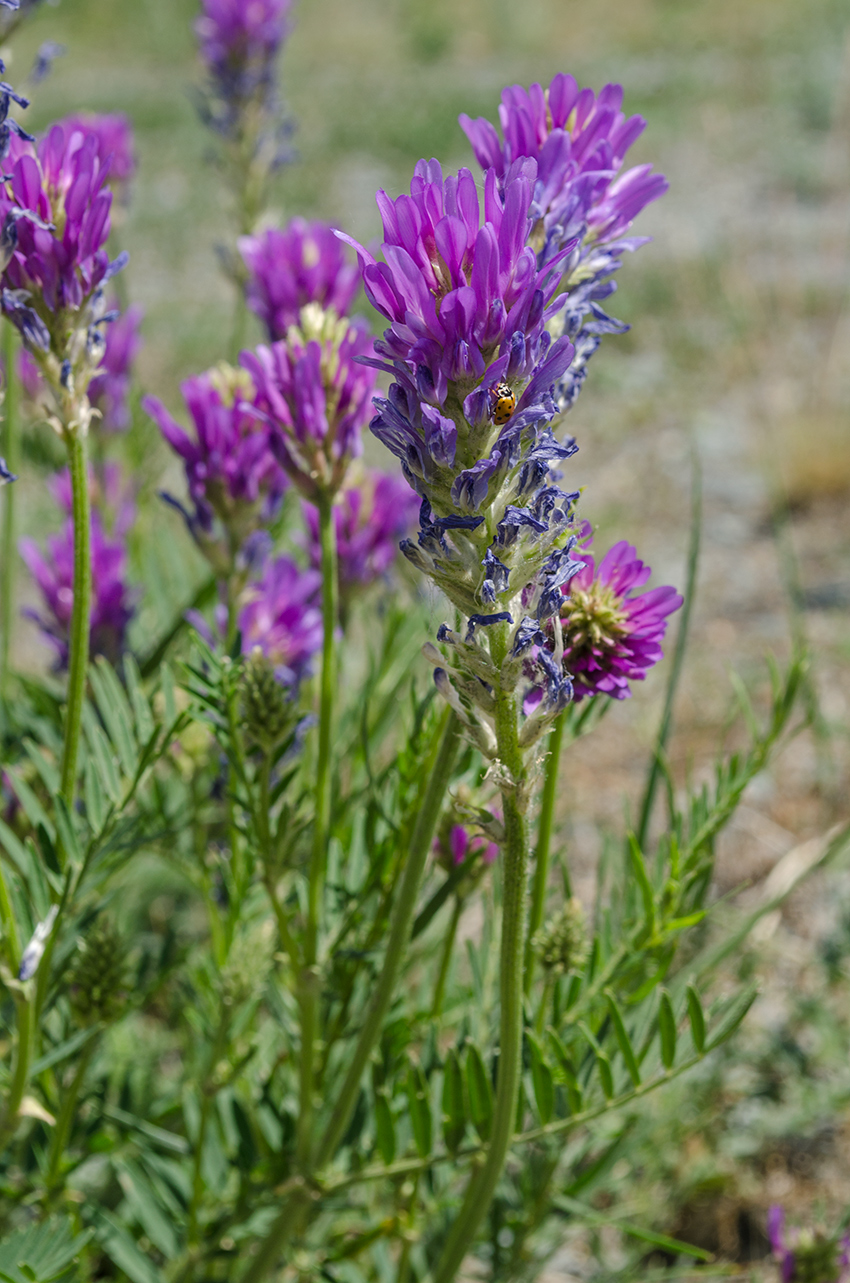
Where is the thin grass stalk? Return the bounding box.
[636,448,702,850]
[59,428,92,804]
[524,708,566,993]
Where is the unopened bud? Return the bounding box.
[533,897,588,977]
[240,647,295,750]
[67,917,127,1025]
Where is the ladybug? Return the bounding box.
[490,380,516,426]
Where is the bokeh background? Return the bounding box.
[5,0,850,1274]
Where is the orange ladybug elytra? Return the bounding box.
[490,381,516,425]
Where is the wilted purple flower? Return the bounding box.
[20,506,135,669]
[196,0,293,168]
[460,76,667,413]
[238,554,322,686]
[301,470,419,600]
[0,455,15,483]
[553,540,682,701]
[241,306,376,500]
[18,904,58,981]
[0,123,122,333]
[143,363,287,566]
[20,302,142,431]
[57,112,136,199]
[239,219,360,341]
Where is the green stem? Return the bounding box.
[298,493,337,1168]
[243,709,461,1283]
[59,429,92,804]
[315,707,460,1170]
[44,1039,96,1197]
[431,897,463,1018]
[433,629,528,1283]
[524,710,566,994]
[0,321,18,699]
[1,995,32,1144]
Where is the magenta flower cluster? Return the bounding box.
[57,112,136,198]
[554,541,682,702]
[143,367,288,546]
[20,465,135,669]
[301,470,419,597]
[239,219,360,342]
[0,122,124,347]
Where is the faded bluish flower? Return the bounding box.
[195,0,293,173]
[238,554,322,687]
[143,362,287,571]
[0,455,15,483]
[18,904,57,982]
[241,303,376,500]
[21,301,142,431]
[19,464,136,669]
[301,469,419,604]
[554,540,682,701]
[460,76,667,413]
[239,219,360,341]
[29,42,66,85]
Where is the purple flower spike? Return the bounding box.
[0,123,118,322]
[143,363,288,567]
[241,306,377,500]
[56,113,136,199]
[239,219,360,342]
[238,554,322,687]
[557,540,682,701]
[460,76,668,414]
[20,510,134,670]
[301,469,419,602]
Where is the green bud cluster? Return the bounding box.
[67,917,128,1026]
[240,647,294,751]
[533,898,588,977]
[791,1231,845,1283]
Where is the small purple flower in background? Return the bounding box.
[0,455,15,484]
[553,540,682,702]
[20,465,136,669]
[460,75,668,413]
[29,42,66,85]
[55,112,136,199]
[435,824,498,871]
[48,461,135,536]
[301,470,419,604]
[768,1206,850,1283]
[195,0,293,167]
[241,305,376,501]
[143,363,288,572]
[238,554,322,687]
[239,219,361,342]
[20,302,142,431]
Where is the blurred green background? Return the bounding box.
[5,0,850,1268]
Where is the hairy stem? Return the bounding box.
[44,1039,96,1197]
[524,710,566,993]
[298,492,338,1168]
[60,428,92,804]
[0,321,18,699]
[433,629,528,1283]
[1,995,32,1145]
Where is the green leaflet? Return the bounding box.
[405,1062,432,1158]
[465,1041,493,1141]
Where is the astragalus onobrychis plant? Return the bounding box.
[0,5,820,1281]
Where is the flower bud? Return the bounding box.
[67,917,127,1025]
[240,646,295,750]
[533,898,588,977]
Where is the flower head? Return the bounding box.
[434,823,498,872]
[301,469,419,602]
[556,540,682,701]
[241,304,376,500]
[55,113,136,199]
[237,554,322,687]
[239,219,360,342]
[460,76,667,414]
[143,362,288,565]
[768,1207,850,1283]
